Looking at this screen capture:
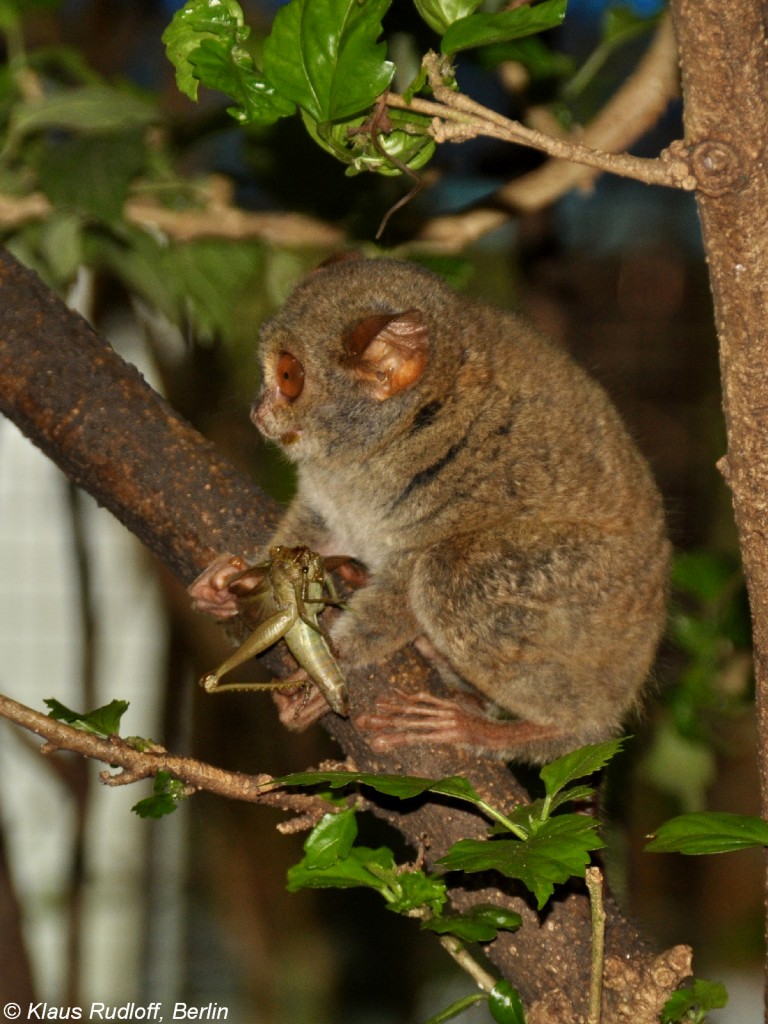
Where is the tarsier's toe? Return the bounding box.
[188,553,250,617]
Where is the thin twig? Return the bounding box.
[409,13,683,252]
[387,45,692,194]
[409,906,498,993]
[0,183,344,247]
[586,866,606,1024]
[0,690,280,803]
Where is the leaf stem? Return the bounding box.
[474,797,529,839]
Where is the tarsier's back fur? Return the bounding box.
[251,257,670,763]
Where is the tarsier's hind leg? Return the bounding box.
[358,522,661,762]
[413,523,664,725]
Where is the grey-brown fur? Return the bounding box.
[244,257,670,762]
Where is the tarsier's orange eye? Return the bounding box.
[276,351,304,399]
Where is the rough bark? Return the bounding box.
[0,247,689,1020]
[671,1,768,1015]
[0,250,279,580]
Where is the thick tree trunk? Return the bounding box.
[672,1,768,1015]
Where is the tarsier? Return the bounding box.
[190,255,670,763]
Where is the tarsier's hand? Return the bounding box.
[188,554,255,618]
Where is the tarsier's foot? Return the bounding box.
[273,679,333,731]
[357,688,564,755]
[188,554,252,618]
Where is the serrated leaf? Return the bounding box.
[263,0,395,122]
[489,981,526,1024]
[132,771,188,819]
[302,810,357,868]
[660,978,727,1023]
[286,844,396,894]
[276,769,483,805]
[422,903,522,942]
[546,784,596,813]
[440,814,602,909]
[162,0,250,101]
[190,37,295,125]
[442,0,567,54]
[540,737,625,800]
[414,0,483,36]
[132,793,179,819]
[646,812,768,855]
[388,869,447,915]
[45,698,129,738]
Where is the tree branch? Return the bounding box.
[0,175,344,247]
[669,0,768,1015]
[414,12,684,251]
[388,39,692,197]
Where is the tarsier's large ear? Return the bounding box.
[344,310,429,400]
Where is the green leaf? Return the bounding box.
[646,812,768,855]
[423,993,487,1024]
[546,784,596,814]
[440,814,602,909]
[660,978,728,1024]
[163,0,294,124]
[286,844,397,894]
[302,810,358,868]
[4,85,158,153]
[262,0,395,122]
[478,36,574,81]
[422,903,522,942]
[45,698,129,738]
[36,128,146,223]
[37,211,83,286]
[287,810,446,913]
[132,771,189,819]
[441,0,567,55]
[489,981,526,1024]
[162,0,250,101]
[540,737,625,801]
[303,107,435,176]
[670,551,738,603]
[189,37,296,125]
[95,231,267,344]
[132,793,178,819]
[638,720,716,814]
[275,769,483,805]
[388,869,447,915]
[603,5,657,46]
[413,0,483,36]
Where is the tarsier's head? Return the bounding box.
[251,255,462,462]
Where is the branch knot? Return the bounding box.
[690,139,748,197]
